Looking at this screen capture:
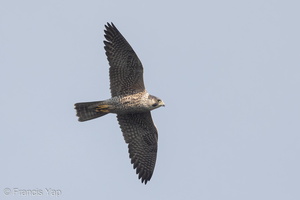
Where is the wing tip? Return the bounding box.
[104,22,119,43]
[105,22,114,27]
[135,166,153,185]
[140,174,152,185]
[104,22,117,32]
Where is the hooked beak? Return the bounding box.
[159,100,165,107]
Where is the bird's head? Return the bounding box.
[148,95,165,110]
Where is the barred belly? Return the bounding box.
[109,92,150,114]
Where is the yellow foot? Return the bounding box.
[95,105,110,113]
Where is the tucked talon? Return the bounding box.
[96,105,110,112]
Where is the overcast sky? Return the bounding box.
[1,0,300,199]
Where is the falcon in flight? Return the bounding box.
[75,23,165,184]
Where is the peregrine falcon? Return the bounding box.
[74,23,165,184]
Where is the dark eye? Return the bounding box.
[157,99,161,103]
[152,103,158,107]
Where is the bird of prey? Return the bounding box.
[74,23,165,184]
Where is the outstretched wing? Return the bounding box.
[117,112,158,184]
[104,23,145,97]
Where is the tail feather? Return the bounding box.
[75,101,108,122]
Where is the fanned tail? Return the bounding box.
[74,101,109,122]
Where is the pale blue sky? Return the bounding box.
[1,0,300,199]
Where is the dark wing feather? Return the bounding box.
[104,23,145,97]
[117,112,158,184]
